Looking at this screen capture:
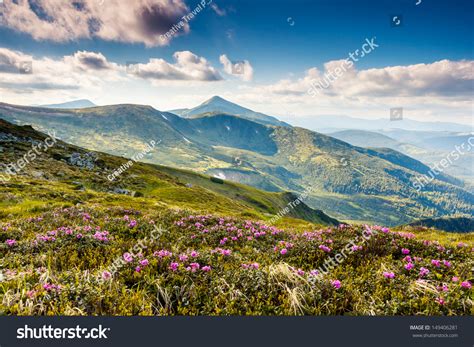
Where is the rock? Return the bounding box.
[31,170,44,178]
[68,152,98,170]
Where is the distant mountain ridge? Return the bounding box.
[39,99,96,109]
[169,96,289,127]
[280,114,471,133]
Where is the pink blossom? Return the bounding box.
[437,284,449,292]
[351,245,363,251]
[280,248,288,255]
[139,259,149,267]
[102,271,112,280]
[319,245,331,253]
[419,267,430,277]
[460,281,472,289]
[401,248,410,255]
[201,266,211,272]
[5,239,16,247]
[403,256,412,262]
[431,259,441,267]
[404,262,414,271]
[128,220,137,228]
[383,272,395,279]
[169,262,179,271]
[135,266,141,272]
[190,251,199,258]
[26,290,37,298]
[442,260,451,268]
[451,276,459,282]
[179,254,188,262]
[310,270,319,276]
[331,280,341,289]
[123,252,133,263]
[435,297,445,305]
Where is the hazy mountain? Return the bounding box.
[279,114,471,133]
[1,102,472,225]
[39,99,96,109]
[330,130,401,148]
[331,129,474,189]
[171,96,288,127]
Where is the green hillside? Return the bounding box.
[0,119,336,227]
[0,102,472,226]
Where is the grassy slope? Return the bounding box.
[0,121,472,316]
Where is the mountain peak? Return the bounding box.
[40,99,96,109]
[202,95,235,106]
[179,96,288,127]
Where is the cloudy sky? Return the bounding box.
[0,0,472,125]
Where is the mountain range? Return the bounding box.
[0,97,472,225]
[330,129,474,188]
[169,96,288,127]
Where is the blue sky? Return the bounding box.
[0,0,472,124]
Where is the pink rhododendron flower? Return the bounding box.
[442,260,451,268]
[435,297,445,305]
[431,259,441,267]
[460,281,472,289]
[383,272,395,279]
[331,280,341,289]
[139,259,149,267]
[419,267,430,277]
[190,251,199,258]
[5,239,16,247]
[128,220,137,228]
[102,271,112,280]
[437,284,449,292]
[451,276,459,282]
[280,248,288,255]
[123,253,133,263]
[404,263,414,271]
[401,248,410,255]
[135,266,141,272]
[319,245,331,252]
[201,266,211,272]
[169,262,179,271]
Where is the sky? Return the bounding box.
[0,0,472,125]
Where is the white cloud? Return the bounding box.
[267,59,474,99]
[1,0,190,47]
[219,54,253,81]
[133,51,222,81]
